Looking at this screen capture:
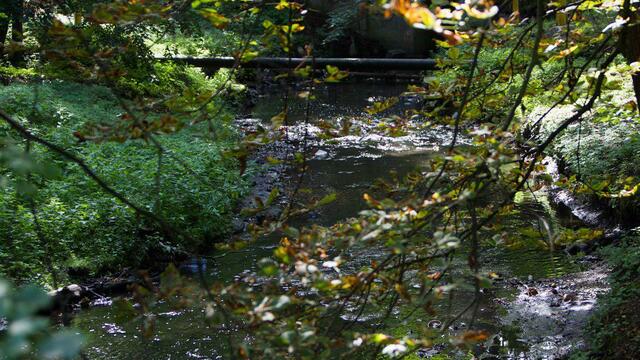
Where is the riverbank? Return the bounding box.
[521,68,640,359]
[0,67,249,286]
[568,235,640,359]
[524,68,640,227]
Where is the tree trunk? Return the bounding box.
[8,0,24,66]
[0,2,9,59]
[633,74,640,110]
[620,0,640,109]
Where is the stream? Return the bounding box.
[72,81,608,359]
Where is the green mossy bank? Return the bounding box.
[520,59,640,359]
[524,68,640,225]
[0,71,248,286]
[571,236,640,359]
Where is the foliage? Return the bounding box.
[571,236,640,359]
[318,1,360,45]
[0,80,248,282]
[0,66,38,82]
[150,28,241,57]
[0,278,84,359]
[526,66,640,221]
[187,0,639,357]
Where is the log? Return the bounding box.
[158,56,438,71]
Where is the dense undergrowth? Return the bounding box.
[430,23,640,359]
[525,68,640,225]
[0,66,248,285]
[434,19,640,226]
[571,235,640,359]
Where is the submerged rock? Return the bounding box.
[314,149,329,159]
[499,264,609,359]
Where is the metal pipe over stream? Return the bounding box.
[157,56,438,71]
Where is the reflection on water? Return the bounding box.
[74,81,584,359]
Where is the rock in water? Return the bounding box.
[314,149,329,159]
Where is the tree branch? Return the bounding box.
[0,109,175,237]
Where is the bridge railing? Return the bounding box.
[156,56,439,71]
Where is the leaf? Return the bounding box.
[38,331,85,360]
[274,246,291,264]
[371,333,389,344]
[447,47,460,60]
[317,193,337,206]
[239,50,259,62]
[258,258,279,276]
[265,188,280,206]
[271,112,286,129]
[325,65,348,83]
[365,97,399,114]
[275,0,290,10]
[198,9,229,29]
[462,330,489,342]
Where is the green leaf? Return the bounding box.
[198,9,229,29]
[38,331,85,360]
[318,193,337,206]
[265,188,280,206]
[8,317,49,337]
[258,258,279,276]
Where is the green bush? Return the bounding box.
[0,66,38,82]
[0,79,248,284]
[0,278,84,359]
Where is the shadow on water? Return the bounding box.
[73,81,587,359]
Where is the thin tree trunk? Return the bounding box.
[0,5,9,59]
[9,0,24,66]
[633,74,640,109]
[620,0,640,110]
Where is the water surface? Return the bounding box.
[73,81,585,359]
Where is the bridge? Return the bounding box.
[158,56,439,71]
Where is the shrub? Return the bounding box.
[0,79,248,284]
